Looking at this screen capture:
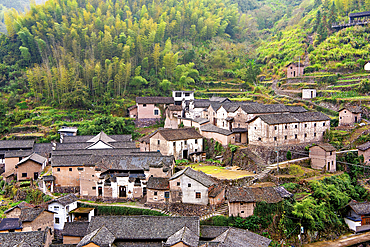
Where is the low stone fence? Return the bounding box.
[54,186,80,194]
[135,118,162,127]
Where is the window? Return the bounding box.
[54,206,59,211]
[22,173,27,177]
[92,175,94,177]
[274,126,277,130]
[154,109,159,115]
[195,149,197,152]
[77,167,83,171]
[295,134,297,139]
[92,187,96,190]
[69,168,72,172]
[173,142,176,147]
[304,133,307,137]
[241,211,244,214]
[304,124,307,128]
[57,168,60,172]
[185,92,190,97]
[241,203,243,205]
[143,104,147,107]
[195,139,198,144]
[177,182,180,186]
[164,192,170,198]
[175,92,181,97]
[314,133,316,137]
[258,137,261,141]
[285,125,287,129]
[284,136,287,140]
[254,127,257,129]
[188,183,191,187]
[184,140,187,145]
[274,137,277,141]
[295,125,298,128]
[323,122,326,126]
[154,191,158,196]
[158,140,160,145]
[340,117,342,119]
[55,217,60,224]
[314,123,317,127]
[344,111,346,113]
[19,157,22,162]
[195,192,201,198]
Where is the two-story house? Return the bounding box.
[132,97,174,127]
[47,194,78,230]
[309,143,336,172]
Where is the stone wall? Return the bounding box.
[135,118,162,127]
[54,186,80,194]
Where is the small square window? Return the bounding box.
[195,149,197,152]
[177,182,180,186]
[173,142,176,147]
[314,133,316,137]
[258,137,261,141]
[188,183,191,187]
[304,133,307,137]
[254,127,257,129]
[323,122,325,126]
[22,173,27,178]
[285,125,287,129]
[154,191,158,196]
[314,123,317,127]
[154,109,159,115]
[330,151,332,156]
[274,126,277,130]
[274,137,277,141]
[175,92,181,97]
[184,140,187,145]
[69,168,72,171]
[295,134,297,139]
[92,187,96,190]
[195,192,201,198]
[344,111,346,113]
[241,203,243,205]
[57,168,60,172]
[158,140,160,145]
[55,217,60,224]
[305,124,307,127]
[241,211,244,213]
[185,93,190,97]
[92,175,94,177]
[284,136,287,140]
[195,139,198,144]
[143,104,147,107]
[295,125,298,128]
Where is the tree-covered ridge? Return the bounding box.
[1,0,253,107]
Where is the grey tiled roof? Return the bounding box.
[55,141,136,150]
[33,143,53,156]
[17,153,47,167]
[48,194,77,206]
[19,208,46,222]
[241,103,289,114]
[211,227,271,247]
[200,226,229,240]
[136,97,174,104]
[0,140,34,150]
[311,143,336,152]
[0,229,50,247]
[252,112,330,125]
[200,124,232,136]
[170,167,216,188]
[349,201,370,215]
[227,186,283,203]
[0,218,22,231]
[5,150,33,158]
[4,201,34,214]
[339,106,362,114]
[358,141,370,151]
[52,148,139,156]
[156,128,203,141]
[286,106,308,113]
[194,99,212,108]
[209,96,231,103]
[208,184,226,198]
[147,177,169,190]
[164,226,199,247]
[77,226,115,247]
[62,134,132,143]
[86,216,199,241]
[114,156,174,171]
[168,105,183,111]
[86,131,117,143]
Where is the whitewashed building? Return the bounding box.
[47,194,78,230]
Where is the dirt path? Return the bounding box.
[305,231,370,247]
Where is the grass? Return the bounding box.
[185,163,254,179]
[328,83,360,88]
[336,79,360,83]
[229,97,254,101]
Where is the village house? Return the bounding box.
[302,89,317,99]
[173,90,194,105]
[309,143,336,172]
[130,96,174,127]
[15,153,47,181]
[0,139,34,167]
[58,127,78,142]
[200,123,240,145]
[163,226,199,247]
[227,186,292,218]
[169,167,225,205]
[148,128,204,160]
[339,106,362,126]
[4,201,34,218]
[146,177,170,203]
[247,112,330,146]
[70,208,95,222]
[183,96,231,120]
[19,208,54,232]
[178,117,210,130]
[96,154,174,199]
[0,228,53,247]
[0,218,22,233]
[164,105,183,129]
[344,201,370,233]
[62,222,89,245]
[286,62,304,78]
[47,194,78,231]
[358,142,370,165]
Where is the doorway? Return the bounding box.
[355,116,358,123]
[183,150,188,159]
[34,172,39,180]
[311,91,313,98]
[235,133,241,143]
[98,187,102,197]
[119,186,127,197]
